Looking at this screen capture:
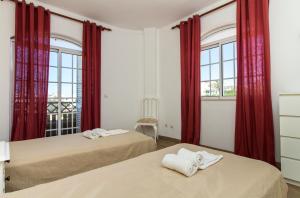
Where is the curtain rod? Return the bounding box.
[171,0,236,30]
[3,0,112,31]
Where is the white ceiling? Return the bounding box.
[39,0,220,30]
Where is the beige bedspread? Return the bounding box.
[5,131,156,192]
[3,143,287,198]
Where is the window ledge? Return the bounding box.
[201,97,236,101]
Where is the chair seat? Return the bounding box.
[137,118,158,124]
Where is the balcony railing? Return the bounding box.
[46,101,81,137]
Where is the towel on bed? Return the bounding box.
[177,148,203,167]
[82,129,107,139]
[177,148,223,170]
[197,151,223,170]
[161,154,198,177]
[100,129,129,137]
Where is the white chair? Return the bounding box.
[135,98,159,142]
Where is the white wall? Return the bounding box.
[144,28,159,98]
[0,2,15,141]
[269,0,300,162]
[158,2,236,152]
[101,29,144,130]
[0,0,145,140]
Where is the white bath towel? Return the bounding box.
[177,148,203,167]
[82,128,107,139]
[197,151,223,170]
[82,130,99,139]
[99,129,129,137]
[161,154,198,177]
[93,128,107,135]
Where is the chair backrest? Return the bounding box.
[142,98,158,119]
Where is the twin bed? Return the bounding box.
[6,131,156,192]
[4,141,288,198]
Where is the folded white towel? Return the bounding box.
[82,130,99,139]
[100,129,129,137]
[161,154,198,177]
[82,128,107,139]
[196,151,223,170]
[177,148,203,168]
[93,128,107,135]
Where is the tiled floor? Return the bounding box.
[156,137,300,198]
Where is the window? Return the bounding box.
[201,26,237,98]
[46,37,82,137]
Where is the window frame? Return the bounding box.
[201,35,237,101]
[47,36,82,137]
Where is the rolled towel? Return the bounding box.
[197,151,223,170]
[161,154,198,177]
[177,148,203,168]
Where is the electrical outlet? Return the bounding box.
[170,125,174,129]
[165,124,168,128]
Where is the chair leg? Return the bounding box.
[153,125,158,143]
[134,124,138,131]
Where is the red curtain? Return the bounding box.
[11,1,51,141]
[235,0,275,165]
[180,15,201,145]
[81,21,102,131]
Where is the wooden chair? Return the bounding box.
[135,98,159,142]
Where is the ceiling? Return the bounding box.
[39,0,220,30]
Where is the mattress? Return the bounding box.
[3,143,288,198]
[5,131,156,192]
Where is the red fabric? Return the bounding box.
[81,21,101,131]
[235,0,275,165]
[179,15,201,145]
[11,1,50,141]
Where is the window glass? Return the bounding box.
[50,52,58,66]
[61,68,73,83]
[49,67,58,82]
[46,38,82,137]
[223,79,235,96]
[62,53,73,68]
[48,83,58,98]
[61,83,73,98]
[201,41,237,97]
[200,46,221,97]
[201,66,210,81]
[222,42,234,61]
[210,47,219,63]
[223,61,234,78]
[211,81,220,96]
[201,82,210,96]
[201,50,209,65]
[211,64,219,80]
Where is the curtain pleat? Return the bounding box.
[235,0,275,165]
[11,1,51,141]
[180,15,201,145]
[81,21,101,131]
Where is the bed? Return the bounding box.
[5,131,156,192]
[4,143,288,198]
